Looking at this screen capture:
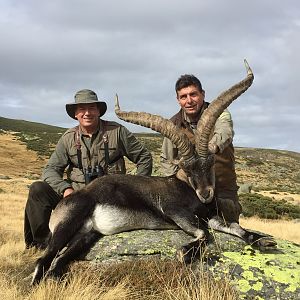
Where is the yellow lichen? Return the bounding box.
[222,240,300,293]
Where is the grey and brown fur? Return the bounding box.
[31,60,275,285]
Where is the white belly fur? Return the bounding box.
[91,204,176,235]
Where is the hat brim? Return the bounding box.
[66,102,107,119]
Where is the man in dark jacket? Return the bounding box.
[160,75,241,223]
[24,89,152,249]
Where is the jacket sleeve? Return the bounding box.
[210,109,234,153]
[42,136,72,196]
[159,137,179,176]
[119,126,153,176]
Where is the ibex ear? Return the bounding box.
[175,168,189,185]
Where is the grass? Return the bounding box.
[0,116,66,157]
[0,117,300,299]
[240,216,300,244]
[0,179,299,300]
[0,180,239,300]
[235,147,300,194]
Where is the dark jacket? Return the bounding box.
[160,103,238,193]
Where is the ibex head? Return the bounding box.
[115,60,254,204]
[176,153,215,203]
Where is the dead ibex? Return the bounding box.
[31,60,275,285]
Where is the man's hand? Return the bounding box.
[208,142,220,154]
[63,188,74,198]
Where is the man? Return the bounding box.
[160,75,241,223]
[24,89,152,249]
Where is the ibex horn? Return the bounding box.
[195,59,254,158]
[115,95,195,161]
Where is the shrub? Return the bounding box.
[245,157,264,167]
[239,193,300,220]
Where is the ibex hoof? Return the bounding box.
[176,239,207,264]
[256,237,277,248]
[249,233,277,249]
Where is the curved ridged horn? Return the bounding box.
[115,95,195,161]
[196,59,254,158]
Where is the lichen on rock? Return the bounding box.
[86,229,300,300]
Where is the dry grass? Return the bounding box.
[0,132,299,299]
[240,216,300,244]
[0,133,45,179]
[1,182,298,300]
[0,180,238,300]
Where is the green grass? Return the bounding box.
[0,116,66,133]
[135,135,164,153]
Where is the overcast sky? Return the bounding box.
[0,0,299,152]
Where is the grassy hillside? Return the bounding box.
[0,117,299,300]
[1,115,300,219]
[1,116,300,188]
[0,116,66,157]
[235,147,300,194]
[0,116,164,158]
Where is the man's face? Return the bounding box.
[75,103,100,128]
[177,85,205,117]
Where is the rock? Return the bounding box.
[0,175,11,180]
[282,196,295,202]
[86,229,300,300]
[238,183,253,194]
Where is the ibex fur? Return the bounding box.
[31,60,276,285]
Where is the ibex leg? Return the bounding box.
[46,230,101,279]
[168,210,209,263]
[208,216,276,248]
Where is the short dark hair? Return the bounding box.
[175,74,203,94]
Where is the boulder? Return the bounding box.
[86,229,300,300]
[282,196,295,202]
[238,183,253,194]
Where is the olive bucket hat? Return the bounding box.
[66,89,107,119]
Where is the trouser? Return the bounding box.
[215,189,242,223]
[24,181,61,249]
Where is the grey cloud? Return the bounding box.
[0,0,299,152]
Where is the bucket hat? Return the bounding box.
[66,89,107,119]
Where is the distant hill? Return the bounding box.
[234,147,300,194]
[0,116,66,157]
[0,116,162,157]
[1,116,300,194]
[0,116,66,133]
